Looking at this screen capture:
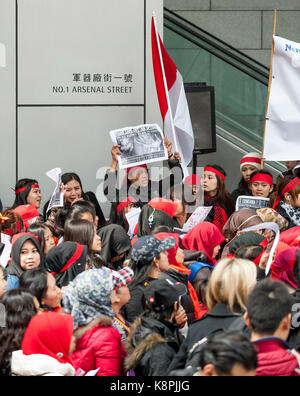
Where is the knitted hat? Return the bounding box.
[240,153,261,172]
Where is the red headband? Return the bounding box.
[205,167,226,181]
[251,174,273,186]
[117,196,137,214]
[2,220,22,237]
[15,184,40,195]
[272,177,300,209]
[15,187,26,195]
[241,157,261,165]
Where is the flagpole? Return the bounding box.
[261,9,277,169]
[152,12,179,154]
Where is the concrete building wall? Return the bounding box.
[164,0,300,66]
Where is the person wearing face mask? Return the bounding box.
[103,137,183,207]
[124,277,187,376]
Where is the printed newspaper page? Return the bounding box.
[109,124,168,169]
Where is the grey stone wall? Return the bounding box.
[164,0,300,66]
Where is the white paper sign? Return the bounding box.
[241,222,280,275]
[125,207,141,238]
[236,196,270,212]
[182,206,212,233]
[0,42,6,68]
[264,36,300,161]
[46,167,64,213]
[110,124,168,169]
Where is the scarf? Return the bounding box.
[6,233,44,278]
[155,232,201,319]
[98,224,131,266]
[21,312,74,366]
[46,242,87,288]
[222,209,263,241]
[228,232,266,254]
[271,247,299,289]
[137,198,178,237]
[280,202,300,227]
[182,222,225,265]
[63,268,114,330]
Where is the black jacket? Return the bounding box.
[167,303,243,373]
[125,315,180,376]
[103,158,183,206]
[122,278,157,324]
[160,268,195,325]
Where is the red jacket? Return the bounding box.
[254,337,300,377]
[71,317,126,376]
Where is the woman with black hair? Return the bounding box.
[0,289,39,376]
[122,235,175,324]
[19,268,62,312]
[64,219,104,269]
[270,175,300,229]
[231,153,261,202]
[27,223,56,257]
[203,165,235,232]
[11,179,42,211]
[104,138,183,207]
[109,197,141,233]
[249,170,274,199]
[43,172,106,228]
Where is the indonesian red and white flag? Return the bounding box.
[151,17,194,168]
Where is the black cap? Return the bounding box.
[144,278,187,312]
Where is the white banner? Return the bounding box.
[264,36,300,161]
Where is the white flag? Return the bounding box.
[264,36,300,161]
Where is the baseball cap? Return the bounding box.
[111,266,134,291]
[144,278,187,312]
[131,235,176,266]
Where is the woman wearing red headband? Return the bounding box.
[109,196,141,233]
[232,153,261,202]
[203,165,235,232]
[11,179,42,211]
[271,175,300,229]
[103,138,183,207]
[249,170,274,199]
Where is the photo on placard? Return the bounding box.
[110,124,168,169]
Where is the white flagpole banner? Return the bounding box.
[0,42,6,67]
[264,36,300,161]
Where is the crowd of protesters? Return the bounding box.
[1,139,300,376]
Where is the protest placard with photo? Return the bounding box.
[236,196,270,212]
[174,206,212,236]
[109,124,168,169]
